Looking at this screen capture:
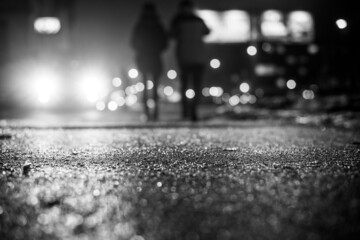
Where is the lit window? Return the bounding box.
[287,11,314,42]
[34,17,61,34]
[197,10,251,43]
[261,10,287,39]
[221,10,251,43]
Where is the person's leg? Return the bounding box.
[191,65,204,121]
[180,67,190,119]
[142,73,150,121]
[152,74,159,121]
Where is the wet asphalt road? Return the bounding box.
[1,124,360,240]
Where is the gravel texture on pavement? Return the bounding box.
[1,125,360,240]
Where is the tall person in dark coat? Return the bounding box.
[130,2,168,121]
[170,0,210,121]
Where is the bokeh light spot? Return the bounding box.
[247,46,257,56]
[108,101,118,111]
[167,70,177,79]
[210,59,221,69]
[96,101,106,111]
[286,79,296,89]
[186,89,195,99]
[128,68,139,79]
[336,19,347,29]
[112,77,122,87]
[240,82,250,93]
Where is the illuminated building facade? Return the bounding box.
[198,1,358,98]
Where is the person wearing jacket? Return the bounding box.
[170,0,210,121]
[130,2,168,121]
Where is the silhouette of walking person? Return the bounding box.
[170,0,210,121]
[130,2,168,121]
